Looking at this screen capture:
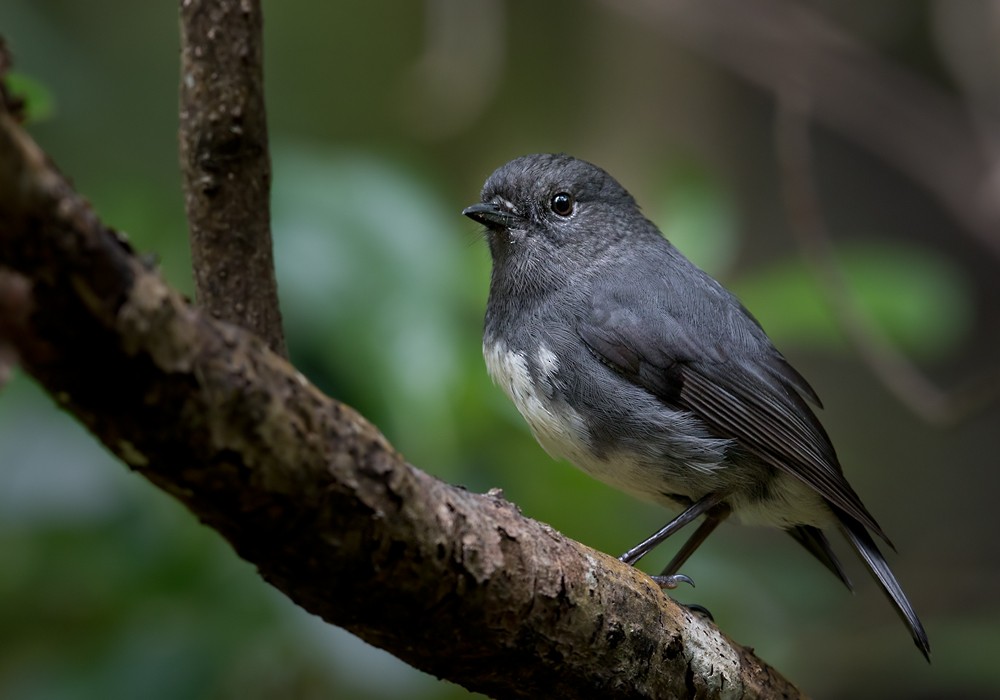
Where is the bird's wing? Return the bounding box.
[577,278,888,542]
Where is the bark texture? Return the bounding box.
[179,0,286,357]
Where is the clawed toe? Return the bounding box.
[649,573,695,589]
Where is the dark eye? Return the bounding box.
[551,192,574,217]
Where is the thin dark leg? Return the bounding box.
[659,503,732,577]
[619,492,728,566]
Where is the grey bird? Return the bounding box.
[463,153,930,660]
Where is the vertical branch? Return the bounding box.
[178,0,287,357]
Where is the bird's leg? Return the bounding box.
[619,491,728,566]
[650,502,731,591]
[659,502,732,576]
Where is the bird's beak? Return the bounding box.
[462,201,520,229]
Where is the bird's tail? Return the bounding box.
[837,511,931,661]
[787,524,853,591]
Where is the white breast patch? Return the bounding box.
[483,341,592,466]
[484,341,737,509]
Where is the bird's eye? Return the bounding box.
[550,192,575,217]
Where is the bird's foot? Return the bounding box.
[649,573,695,590]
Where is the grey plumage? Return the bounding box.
[464,153,929,660]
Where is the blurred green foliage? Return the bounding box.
[2,2,999,699]
[733,242,973,359]
[5,72,55,122]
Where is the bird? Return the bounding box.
[462,152,930,660]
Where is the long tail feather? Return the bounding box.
[787,525,853,591]
[838,512,930,661]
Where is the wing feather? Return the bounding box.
[578,278,888,543]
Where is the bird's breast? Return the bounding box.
[483,336,756,510]
[482,338,703,503]
[483,339,596,467]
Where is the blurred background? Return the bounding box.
[1,1,999,698]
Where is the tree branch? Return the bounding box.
[0,53,800,700]
[179,0,286,357]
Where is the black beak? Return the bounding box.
[462,201,520,229]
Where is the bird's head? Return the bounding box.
[463,154,650,278]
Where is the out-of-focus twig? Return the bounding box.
[775,93,1000,426]
[603,0,1000,262]
[399,0,506,139]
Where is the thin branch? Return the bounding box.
[0,62,801,700]
[178,0,286,357]
[775,93,1000,426]
[601,0,1000,263]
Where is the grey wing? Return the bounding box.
[577,282,889,543]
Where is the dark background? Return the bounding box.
[1,1,998,698]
